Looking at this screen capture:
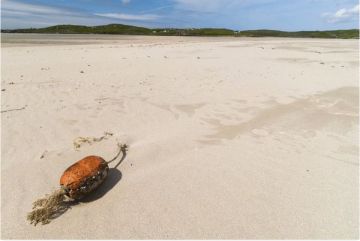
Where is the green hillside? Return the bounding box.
[236,29,359,39]
[1,24,232,36]
[2,24,152,35]
[1,24,359,38]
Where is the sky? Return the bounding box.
[1,0,359,30]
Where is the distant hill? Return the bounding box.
[1,24,359,39]
[237,29,359,39]
[1,24,152,35]
[0,24,234,36]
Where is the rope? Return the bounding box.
[107,143,128,165]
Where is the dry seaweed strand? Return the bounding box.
[27,189,67,225]
[73,132,113,150]
[1,105,27,113]
[27,142,128,226]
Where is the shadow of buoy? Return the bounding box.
[82,143,127,202]
[81,168,122,202]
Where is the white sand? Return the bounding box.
[1,34,359,239]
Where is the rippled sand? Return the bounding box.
[1,34,359,239]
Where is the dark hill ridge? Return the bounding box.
[1,24,152,35]
[0,24,234,36]
[2,24,359,38]
[237,29,359,39]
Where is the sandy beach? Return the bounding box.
[1,34,359,239]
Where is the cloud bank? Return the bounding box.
[323,4,359,23]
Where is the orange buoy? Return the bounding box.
[27,143,128,225]
[60,156,109,200]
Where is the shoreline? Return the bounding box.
[2,33,359,47]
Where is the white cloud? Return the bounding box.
[323,4,359,23]
[1,0,93,28]
[121,0,131,5]
[95,13,159,21]
[1,0,160,29]
[2,0,75,15]
[173,0,237,12]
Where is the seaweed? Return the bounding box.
[73,132,113,150]
[27,189,70,225]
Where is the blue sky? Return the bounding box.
[1,0,359,30]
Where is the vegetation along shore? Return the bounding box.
[2,24,359,39]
